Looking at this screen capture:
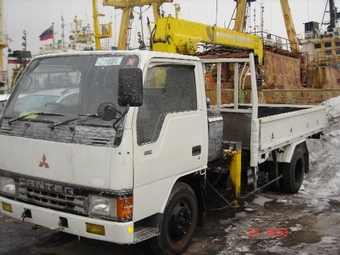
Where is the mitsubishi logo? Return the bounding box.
[39,154,49,168]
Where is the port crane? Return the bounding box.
[102,1,263,61]
[92,0,113,50]
[102,0,173,50]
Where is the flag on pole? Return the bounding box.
[39,25,54,41]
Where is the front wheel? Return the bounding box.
[282,147,305,194]
[149,182,198,255]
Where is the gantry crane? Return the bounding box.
[102,0,173,50]
[92,0,113,50]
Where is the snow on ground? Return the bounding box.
[301,96,340,211]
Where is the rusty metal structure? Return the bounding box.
[204,0,340,105]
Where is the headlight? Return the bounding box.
[0,176,16,195]
[89,195,117,218]
[88,194,133,220]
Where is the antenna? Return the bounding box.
[61,15,66,50]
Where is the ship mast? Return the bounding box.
[327,0,338,31]
[0,0,8,87]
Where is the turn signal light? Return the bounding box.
[117,197,133,220]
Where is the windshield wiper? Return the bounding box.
[8,112,65,125]
[49,114,98,130]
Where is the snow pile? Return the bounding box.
[300,96,340,211]
[321,96,340,132]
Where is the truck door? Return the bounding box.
[133,61,207,219]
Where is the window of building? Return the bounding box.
[314,43,321,49]
[325,50,332,56]
[325,42,332,48]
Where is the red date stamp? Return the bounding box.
[248,228,289,238]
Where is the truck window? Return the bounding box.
[137,65,197,145]
[4,54,139,121]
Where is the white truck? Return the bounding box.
[0,51,326,254]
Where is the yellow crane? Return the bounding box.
[102,0,173,50]
[151,16,263,62]
[92,0,113,50]
[279,0,300,53]
[233,0,256,32]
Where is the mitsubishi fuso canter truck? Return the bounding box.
[0,51,326,254]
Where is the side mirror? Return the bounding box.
[118,68,143,107]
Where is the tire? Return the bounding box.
[267,164,283,192]
[149,182,198,255]
[282,147,305,194]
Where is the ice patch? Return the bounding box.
[253,195,272,206]
[319,236,337,244]
[289,224,303,232]
[235,212,248,218]
[276,199,291,203]
[244,207,255,212]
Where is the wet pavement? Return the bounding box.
[1,188,340,255]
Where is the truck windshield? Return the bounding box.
[3,54,139,126]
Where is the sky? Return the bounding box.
[2,0,340,60]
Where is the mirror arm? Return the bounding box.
[112,104,130,131]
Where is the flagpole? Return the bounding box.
[52,22,55,52]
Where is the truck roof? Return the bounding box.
[33,50,202,62]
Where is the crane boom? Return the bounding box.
[233,0,247,32]
[280,0,299,53]
[152,16,263,62]
[233,0,255,32]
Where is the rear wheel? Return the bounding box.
[268,165,283,191]
[282,147,305,194]
[149,182,198,255]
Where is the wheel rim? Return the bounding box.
[167,199,192,243]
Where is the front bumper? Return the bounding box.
[0,197,134,244]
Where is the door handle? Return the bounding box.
[192,145,201,156]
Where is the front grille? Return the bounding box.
[17,186,87,215]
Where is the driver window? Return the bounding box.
[137,64,197,145]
